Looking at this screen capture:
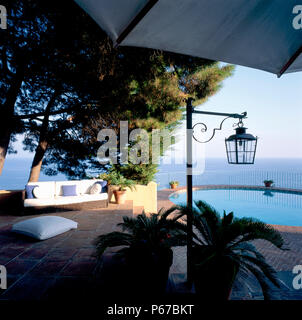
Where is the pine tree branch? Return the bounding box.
[16,105,78,120]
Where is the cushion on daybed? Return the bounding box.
[11,216,77,240]
[89,183,102,194]
[26,181,56,198]
[99,181,107,188]
[25,185,38,199]
[55,180,94,196]
[24,192,108,207]
[24,179,108,208]
[33,185,54,199]
[62,185,78,196]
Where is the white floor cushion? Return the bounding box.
[11,216,78,240]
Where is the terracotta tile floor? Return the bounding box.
[0,188,302,300]
[0,201,133,301]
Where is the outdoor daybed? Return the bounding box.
[23,179,108,212]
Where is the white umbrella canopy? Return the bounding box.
[75,0,302,77]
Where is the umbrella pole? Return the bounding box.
[186,98,194,287]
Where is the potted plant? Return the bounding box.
[112,175,136,204]
[264,179,274,188]
[178,201,285,300]
[98,171,120,186]
[93,207,187,296]
[169,180,179,189]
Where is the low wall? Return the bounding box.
[125,181,157,214]
[0,190,24,212]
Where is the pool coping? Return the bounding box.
[169,184,302,197]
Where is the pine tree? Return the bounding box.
[1,0,235,183]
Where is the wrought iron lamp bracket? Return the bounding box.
[192,116,231,143]
[192,111,247,144]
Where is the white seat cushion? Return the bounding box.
[11,216,77,240]
[24,193,108,207]
[26,181,55,198]
[55,193,108,205]
[80,193,108,202]
[24,198,57,207]
[54,196,85,205]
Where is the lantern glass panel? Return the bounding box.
[225,137,257,164]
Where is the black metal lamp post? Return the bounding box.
[185,98,257,284]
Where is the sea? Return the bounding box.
[1,157,302,191]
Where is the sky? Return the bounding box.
[170,64,302,160]
[8,64,302,161]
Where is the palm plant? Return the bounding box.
[178,201,286,300]
[94,207,187,294]
[94,206,186,258]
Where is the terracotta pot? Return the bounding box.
[113,190,127,204]
[170,184,178,189]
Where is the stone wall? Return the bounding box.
[125,181,157,213]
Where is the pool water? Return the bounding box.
[169,188,302,227]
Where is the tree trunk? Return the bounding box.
[0,128,13,175]
[28,140,48,182]
[28,93,58,182]
[0,66,25,175]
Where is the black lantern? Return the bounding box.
[225,125,257,164]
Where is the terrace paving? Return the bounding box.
[0,186,301,301]
[0,201,134,301]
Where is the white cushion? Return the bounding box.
[33,186,53,199]
[24,193,108,207]
[55,181,81,196]
[76,179,105,195]
[53,180,106,196]
[54,193,108,205]
[80,193,108,202]
[54,196,85,205]
[11,216,77,240]
[24,198,57,207]
[89,183,102,194]
[27,181,55,198]
[77,180,96,194]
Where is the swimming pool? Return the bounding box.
[169,188,302,227]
